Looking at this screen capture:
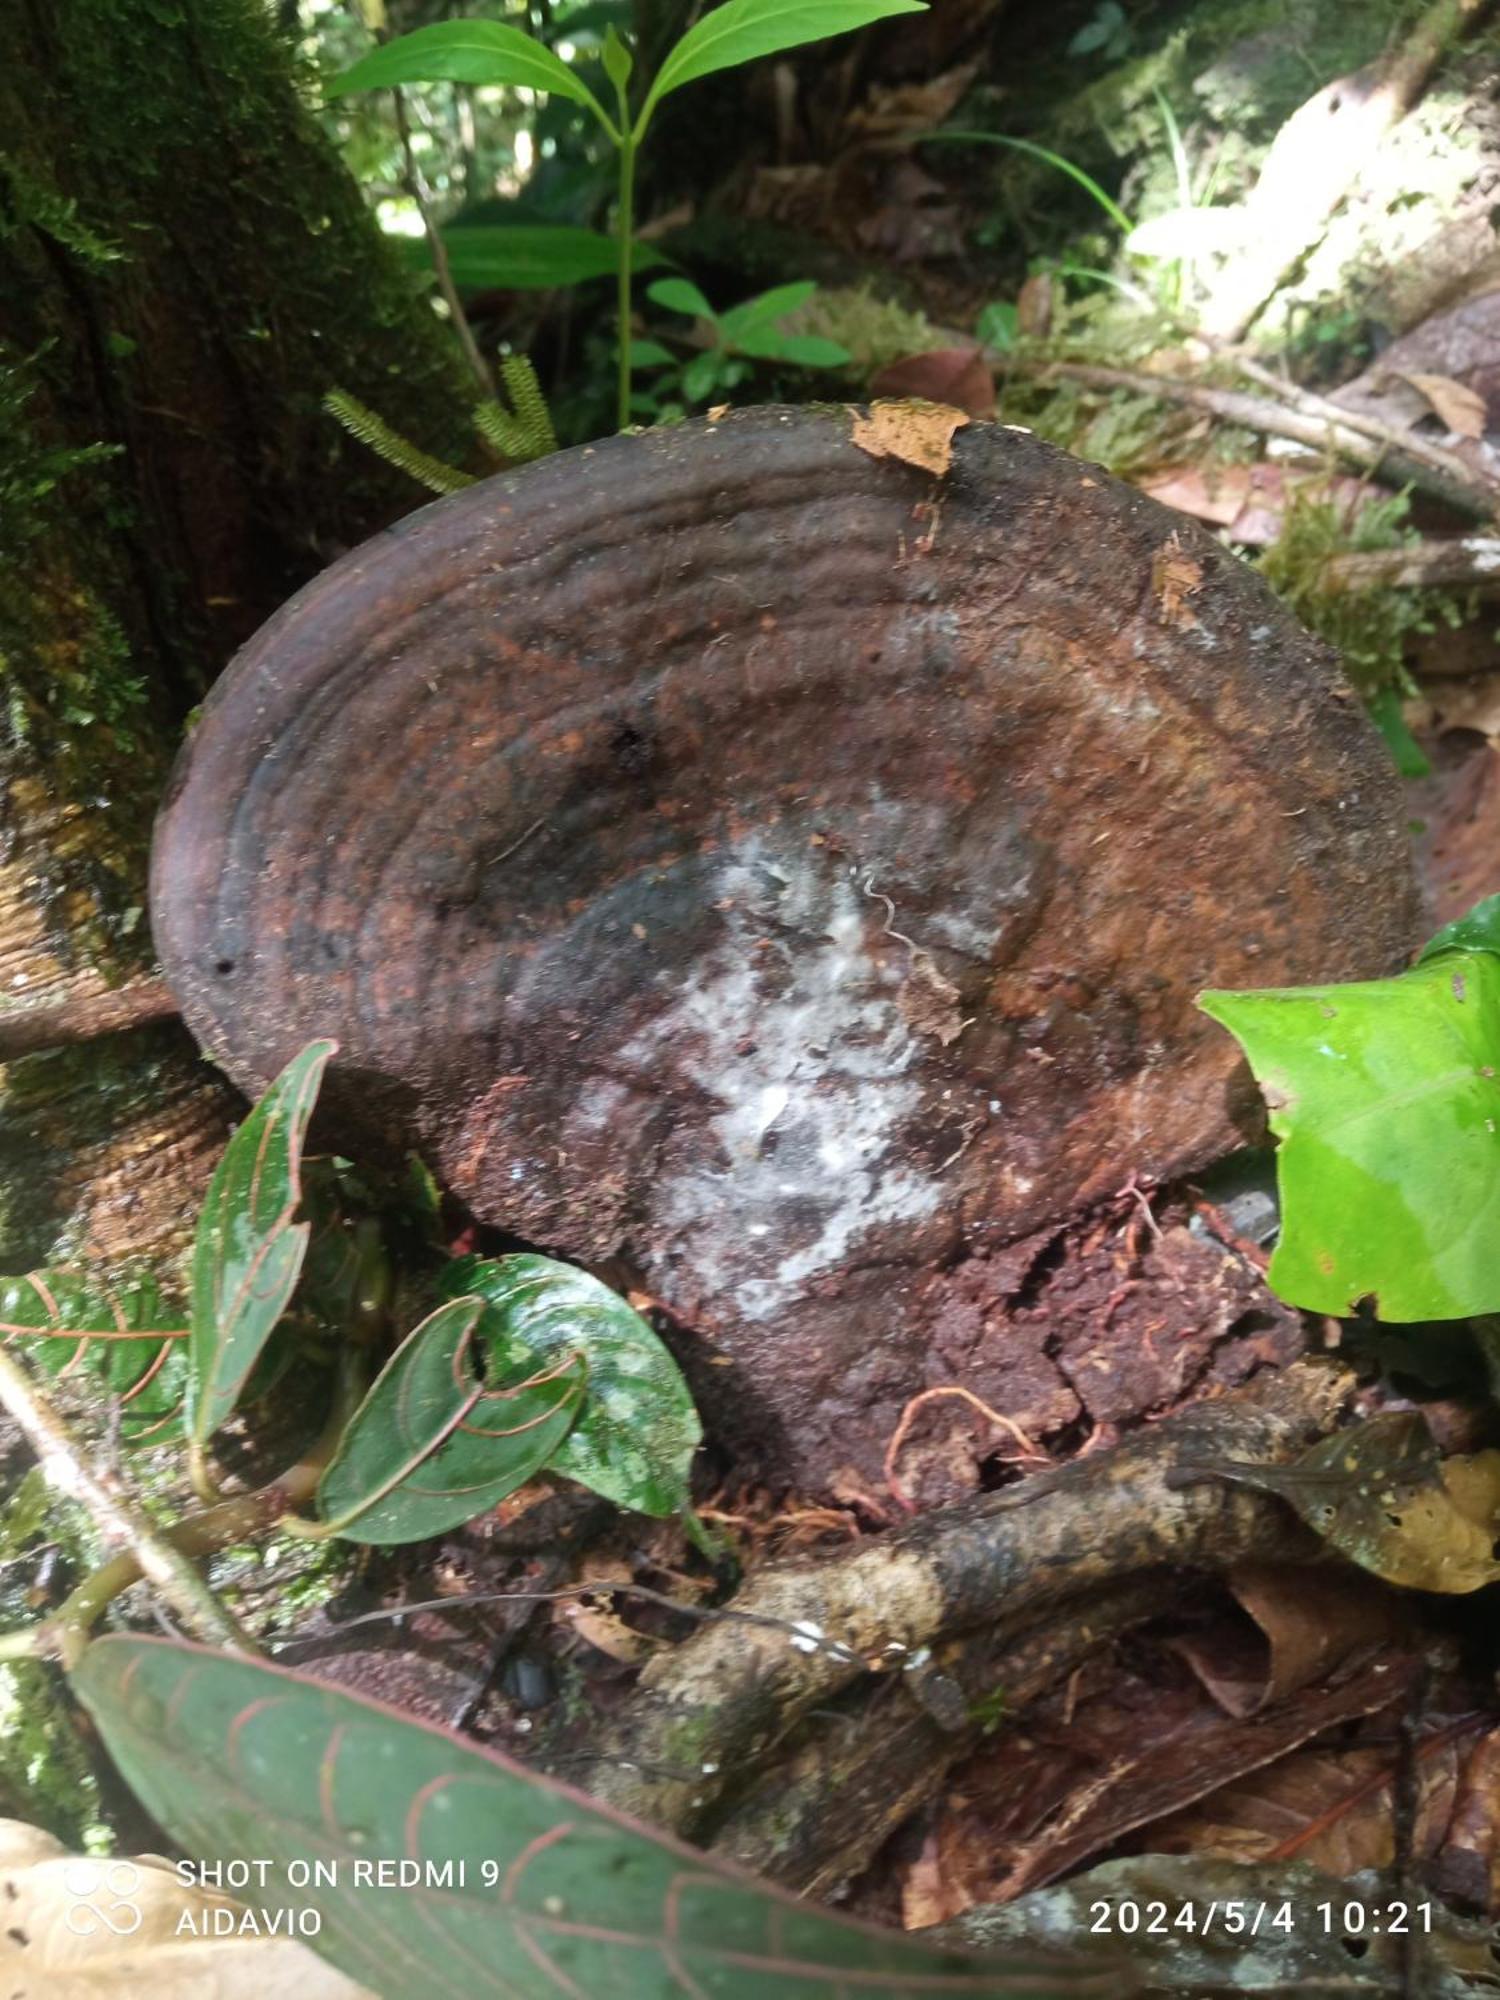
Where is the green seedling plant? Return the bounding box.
[329,0,926,431]
[632,277,850,416]
[0,1037,702,1663]
[1195,893,1500,1599]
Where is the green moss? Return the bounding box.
[1256,485,1467,700]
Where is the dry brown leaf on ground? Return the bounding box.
[1226,1562,1408,1708]
[849,399,970,476]
[1151,1717,1477,1876]
[0,1819,371,1998]
[897,1633,1420,1920]
[1400,371,1489,438]
[870,349,996,419]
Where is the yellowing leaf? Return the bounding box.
[1186,1413,1500,1594]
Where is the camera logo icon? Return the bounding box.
[63,1859,143,1938]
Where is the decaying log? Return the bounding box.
[566,1360,1354,1835]
[150,408,1415,1482]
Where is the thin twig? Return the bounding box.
[1025,358,1499,521]
[0,1345,258,1662]
[392,86,494,399]
[1215,345,1488,499]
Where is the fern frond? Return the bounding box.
[500,355,559,458]
[324,390,474,496]
[472,356,558,467]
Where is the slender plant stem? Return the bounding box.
[0,1345,256,1662]
[1,1347,369,1666]
[393,86,494,399]
[616,130,637,431]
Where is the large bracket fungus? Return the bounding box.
[150,408,1418,1483]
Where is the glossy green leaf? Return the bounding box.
[1418,891,1500,964]
[327,21,613,136]
[0,1270,188,1445]
[434,224,661,290]
[442,1253,702,1515]
[645,0,927,117]
[1199,954,1500,1320]
[1177,1412,1500,1593]
[189,1039,335,1446]
[316,1295,585,1543]
[647,274,716,320]
[74,1636,1119,2000]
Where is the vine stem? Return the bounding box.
[0,1345,256,1663]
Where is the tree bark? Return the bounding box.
[0,0,474,1270]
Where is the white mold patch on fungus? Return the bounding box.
[615,832,945,1321]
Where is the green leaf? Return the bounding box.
[717,280,819,336]
[1418,891,1500,965]
[628,337,675,366]
[976,300,1019,352]
[646,0,927,117]
[74,1636,1117,2000]
[602,21,634,89]
[189,1039,335,1446]
[1178,1412,1500,1593]
[682,350,727,401]
[1199,956,1500,1320]
[1367,687,1431,778]
[316,1296,585,1543]
[0,1271,188,1445]
[647,274,716,320]
[442,1253,702,1515]
[435,224,660,289]
[735,328,849,366]
[327,21,614,137]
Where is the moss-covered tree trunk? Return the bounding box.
[0,0,473,1270]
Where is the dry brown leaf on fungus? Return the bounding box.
[849,399,970,476]
[0,1819,371,1998]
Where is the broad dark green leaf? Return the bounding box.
[75,1636,1121,2000]
[316,1295,585,1543]
[435,224,662,290]
[189,1039,335,1446]
[646,0,928,114]
[0,1270,188,1445]
[442,1253,701,1515]
[1178,1412,1500,1593]
[1199,956,1500,1319]
[327,21,611,132]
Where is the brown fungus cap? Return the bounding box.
[150,407,1418,1483]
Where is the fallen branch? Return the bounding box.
[570,1360,1355,1836]
[708,1573,1177,1896]
[1028,360,1498,521]
[1321,538,1500,592]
